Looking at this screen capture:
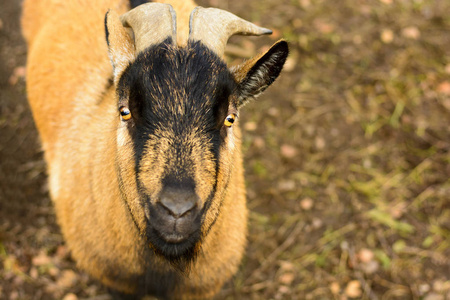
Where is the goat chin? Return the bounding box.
[22,0,288,298]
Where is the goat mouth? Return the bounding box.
[146,224,202,262]
[142,197,204,261]
[161,232,188,244]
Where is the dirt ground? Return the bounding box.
[1,0,449,299]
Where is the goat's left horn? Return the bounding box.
[120,3,177,54]
[189,7,272,57]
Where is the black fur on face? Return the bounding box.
[117,38,236,162]
[116,38,237,265]
[129,0,149,9]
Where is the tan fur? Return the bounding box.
[22,0,248,297]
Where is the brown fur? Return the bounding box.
[22,0,287,298]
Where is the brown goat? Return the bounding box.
[22,0,288,298]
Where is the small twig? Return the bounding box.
[81,295,113,300]
[244,220,305,285]
[376,229,395,258]
[373,274,410,291]
[400,246,450,265]
[241,280,273,293]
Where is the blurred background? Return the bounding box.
[0,0,449,299]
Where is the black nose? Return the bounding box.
[158,186,199,218]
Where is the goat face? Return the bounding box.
[105,6,288,266]
[115,39,237,262]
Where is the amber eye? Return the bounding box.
[119,106,131,121]
[224,114,236,127]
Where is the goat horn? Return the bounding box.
[189,7,272,57]
[120,3,177,54]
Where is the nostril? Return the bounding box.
[158,188,199,218]
[158,200,196,218]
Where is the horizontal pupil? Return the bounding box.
[226,117,235,123]
[120,109,130,116]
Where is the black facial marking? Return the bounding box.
[104,11,110,47]
[118,38,236,168]
[116,39,237,261]
[129,0,149,9]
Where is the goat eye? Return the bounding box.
[119,106,132,121]
[224,114,236,127]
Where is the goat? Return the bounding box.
[22,0,288,298]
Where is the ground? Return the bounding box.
[0,0,449,299]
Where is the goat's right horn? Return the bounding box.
[189,7,272,57]
[120,3,177,54]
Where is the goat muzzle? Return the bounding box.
[146,185,202,249]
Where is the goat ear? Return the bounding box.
[105,10,135,83]
[232,40,289,107]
